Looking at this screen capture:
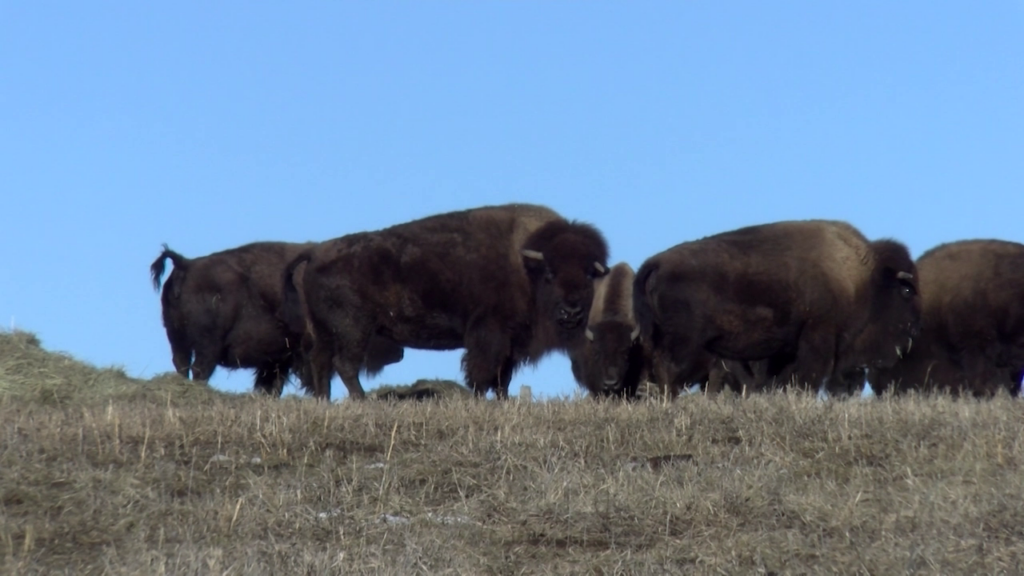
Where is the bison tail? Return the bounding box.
[150,244,191,292]
[281,249,314,335]
[632,260,660,344]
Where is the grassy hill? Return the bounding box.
[1,330,1023,574]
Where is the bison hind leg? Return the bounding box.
[253,365,288,397]
[171,347,192,379]
[306,334,336,400]
[165,328,193,379]
[189,348,219,382]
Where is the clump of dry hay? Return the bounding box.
[0,330,230,406]
[368,378,474,401]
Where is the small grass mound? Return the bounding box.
[368,378,475,401]
[0,330,231,406]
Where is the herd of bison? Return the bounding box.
[149,203,1024,402]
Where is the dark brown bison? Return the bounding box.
[872,239,1024,398]
[568,262,647,399]
[151,242,403,396]
[283,203,609,400]
[634,220,921,395]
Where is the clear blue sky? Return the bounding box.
[2,2,1022,400]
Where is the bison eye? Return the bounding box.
[898,282,915,299]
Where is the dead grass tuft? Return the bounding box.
[2,332,1024,574]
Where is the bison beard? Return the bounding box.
[633,220,921,396]
[872,239,1024,398]
[289,204,609,400]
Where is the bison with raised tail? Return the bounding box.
[568,262,647,399]
[633,220,921,395]
[150,242,315,395]
[872,239,1024,398]
[284,204,609,400]
[151,242,404,396]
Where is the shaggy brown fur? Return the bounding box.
[150,242,315,396]
[285,204,609,400]
[873,239,1024,398]
[634,220,921,396]
[152,242,405,397]
[568,262,647,399]
[279,258,406,396]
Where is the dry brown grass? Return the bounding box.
[2,331,1024,575]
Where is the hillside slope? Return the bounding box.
[1,331,1023,574]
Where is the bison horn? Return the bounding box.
[521,249,545,261]
[896,271,913,280]
[593,262,607,275]
[630,325,641,341]
[585,328,595,341]
[906,337,913,355]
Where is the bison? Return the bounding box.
[634,220,921,396]
[151,241,403,396]
[872,239,1024,398]
[568,262,647,399]
[283,203,609,400]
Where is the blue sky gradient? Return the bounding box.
[2,2,1022,399]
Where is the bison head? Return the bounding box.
[854,240,922,370]
[581,319,642,395]
[521,220,609,334]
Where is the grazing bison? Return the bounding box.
[151,242,404,396]
[568,262,647,399]
[284,203,609,400]
[872,239,1024,398]
[634,220,921,395]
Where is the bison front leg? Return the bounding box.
[461,320,515,400]
[705,360,727,396]
[648,347,681,398]
[790,331,836,394]
[823,367,866,399]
